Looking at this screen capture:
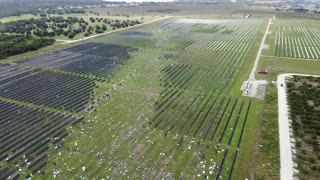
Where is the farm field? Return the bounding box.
[0,16,267,179]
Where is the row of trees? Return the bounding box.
[1,15,141,39]
[287,76,320,178]
[0,34,55,59]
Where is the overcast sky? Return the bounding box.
[104,0,176,2]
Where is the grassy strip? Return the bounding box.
[253,83,280,179]
[256,56,320,80]
[253,47,320,180]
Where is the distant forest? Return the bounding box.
[0,0,106,6]
[0,35,55,59]
[0,0,125,18]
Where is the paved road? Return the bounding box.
[277,74,294,180]
[56,16,172,44]
[277,73,320,180]
[248,18,272,81]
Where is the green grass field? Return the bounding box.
[3,6,320,179]
[0,14,40,22]
[0,16,270,179]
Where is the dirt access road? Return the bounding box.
[241,18,272,99]
[249,18,272,81]
[56,16,172,44]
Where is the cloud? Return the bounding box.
[104,0,175,2]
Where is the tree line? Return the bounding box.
[1,16,141,39]
[0,34,55,59]
[0,0,126,18]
